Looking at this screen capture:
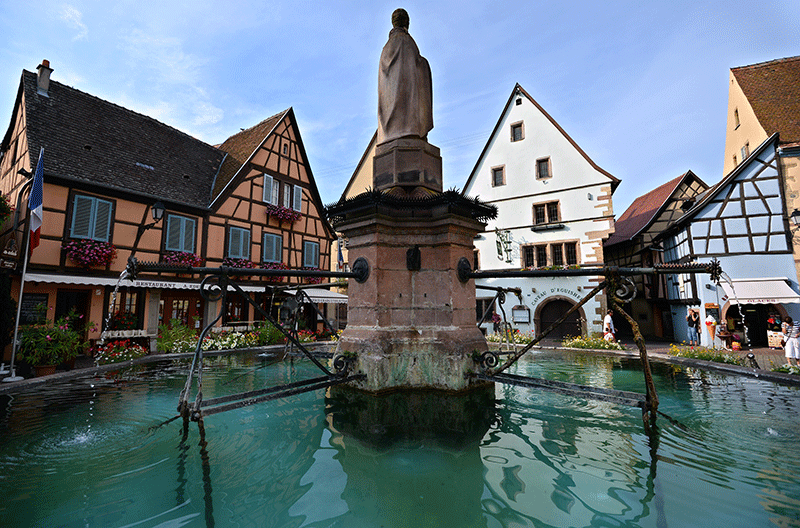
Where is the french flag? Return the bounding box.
[29,147,44,254]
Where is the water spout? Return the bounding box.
[98,269,129,352]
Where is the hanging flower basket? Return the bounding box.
[302,266,324,284]
[63,239,117,267]
[265,204,302,223]
[163,251,204,267]
[260,262,288,284]
[0,193,13,225]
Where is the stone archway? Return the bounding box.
[534,296,586,340]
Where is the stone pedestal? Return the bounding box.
[373,138,442,193]
[332,199,490,393]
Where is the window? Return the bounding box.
[262,233,282,263]
[491,166,505,187]
[734,108,740,129]
[473,249,479,270]
[733,154,738,167]
[70,195,113,241]
[282,183,303,212]
[551,243,564,266]
[303,240,320,268]
[740,142,750,160]
[107,290,142,330]
[263,174,279,205]
[165,214,196,253]
[536,245,547,267]
[536,158,551,180]
[564,242,578,265]
[523,246,535,267]
[510,122,524,142]
[224,293,247,324]
[228,226,251,259]
[533,201,560,224]
[476,298,495,323]
[282,143,289,156]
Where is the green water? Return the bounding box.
[0,350,799,527]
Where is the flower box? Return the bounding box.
[162,251,204,267]
[63,239,117,267]
[302,267,324,284]
[260,262,288,284]
[265,204,302,223]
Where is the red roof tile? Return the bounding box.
[733,55,800,144]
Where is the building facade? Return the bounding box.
[462,84,618,338]
[0,61,335,359]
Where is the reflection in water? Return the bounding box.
[0,351,799,527]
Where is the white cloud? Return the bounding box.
[60,5,88,41]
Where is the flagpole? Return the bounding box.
[4,147,43,383]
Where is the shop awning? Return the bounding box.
[23,273,266,292]
[285,288,348,304]
[719,277,800,305]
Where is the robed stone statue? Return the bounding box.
[377,9,433,144]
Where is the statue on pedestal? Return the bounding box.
[377,8,433,144]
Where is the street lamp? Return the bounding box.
[132,201,166,256]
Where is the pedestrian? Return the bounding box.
[491,311,501,334]
[686,309,700,347]
[784,317,800,367]
[603,309,616,342]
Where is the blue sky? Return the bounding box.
[1,1,799,214]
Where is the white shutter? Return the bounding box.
[263,174,274,203]
[292,185,302,212]
[70,195,94,238]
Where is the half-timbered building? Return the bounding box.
[604,171,708,339]
[0,60,335,360]
[462,84,619,338]
[658,134,800,347]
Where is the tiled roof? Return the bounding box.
[212,110,287,200]
[733,55,800,144]
[20,70,226,209]
[605,173,686,246]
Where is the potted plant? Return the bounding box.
[62,239,117,267]
[108,310,138,331]
[0,193,13,225]
[18,310,90,376]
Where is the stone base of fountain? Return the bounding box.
[326,382,495,447]
[373,137,442,194]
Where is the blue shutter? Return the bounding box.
[93,199,112,241]
[263,233,282,263]
[183,217,196,253]
[70,195,94,238]
[166,215,182,251]
[303,241,319,268]
[228,227,250,259]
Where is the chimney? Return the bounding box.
[36,59,53,96]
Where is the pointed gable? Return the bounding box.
[605,171,707,247]
[732,56,800,144]
[463,83,619,196]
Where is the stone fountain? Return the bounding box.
[326,9,497,441]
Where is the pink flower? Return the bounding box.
[46,335,52,341]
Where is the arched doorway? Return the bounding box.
[536,298,583,340]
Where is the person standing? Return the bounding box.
[686,309,700,347]
[784,317,800,367]
[603,309,616,342]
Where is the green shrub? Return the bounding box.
[252,321,286,346]
[19,309,91,365]
[562,335,626,351]
[157,318,198,353]
[668,343,744,365]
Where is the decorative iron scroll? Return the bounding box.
[614,276,637,303]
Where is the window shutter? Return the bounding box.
[263,233,282,262]
[292,185,302,212]
[166,215,182,251]
[229,228,242,258]
[242,229,251,260]
[183,218,196,253]
[303,241,319,268]
[93,199,112,241]
[71,195,94,238]
[263,174,274,203]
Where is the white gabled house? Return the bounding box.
[462,84,619,338]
